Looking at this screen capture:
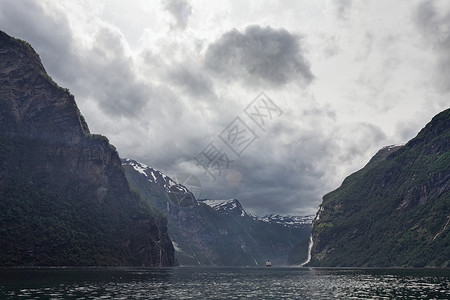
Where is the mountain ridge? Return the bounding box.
[309,108,450,267]
[122,158,312,266]
[0,30,174,266]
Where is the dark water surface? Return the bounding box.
[0,267,449,299]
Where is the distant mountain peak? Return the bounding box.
[122,158,181,189]
[199,199,315,225]
[199,199,248,216]
[258,214,315,227]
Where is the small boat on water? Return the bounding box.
[266,260,272,267]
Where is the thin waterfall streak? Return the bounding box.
[300,234,313,267]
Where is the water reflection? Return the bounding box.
[0,267,449,299]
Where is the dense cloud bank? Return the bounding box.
[0,0,448,215]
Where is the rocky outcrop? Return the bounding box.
[0,31,174,266]
[309,108,450,267]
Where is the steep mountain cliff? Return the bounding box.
[122,159,312,266]
[310,108,450,267]
[0,31,174,266]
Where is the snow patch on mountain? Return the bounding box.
[200,199,239,210]
[199,199,249,216]
[258,214,314,226]
[122,158,190,194]
[123,158,149,177]
[383,144,404,151]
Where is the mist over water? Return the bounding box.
[1,267,449,299]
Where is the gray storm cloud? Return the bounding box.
[166,64,215,98]
[414,0,450,93]
[0,0,386,215]
[82,27,152,117]
[204,25,314,88]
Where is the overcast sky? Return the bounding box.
[1,0,449,216]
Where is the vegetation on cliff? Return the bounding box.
[310,108,450,267]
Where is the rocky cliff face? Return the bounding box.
[0,31,174,266]
[122,159,312,266]
[310,108,450,267]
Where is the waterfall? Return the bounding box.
[300,205,321,267]
[300,234,313,267]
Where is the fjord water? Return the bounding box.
[1,267,449,299]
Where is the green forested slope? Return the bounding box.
[310,108,450,267]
